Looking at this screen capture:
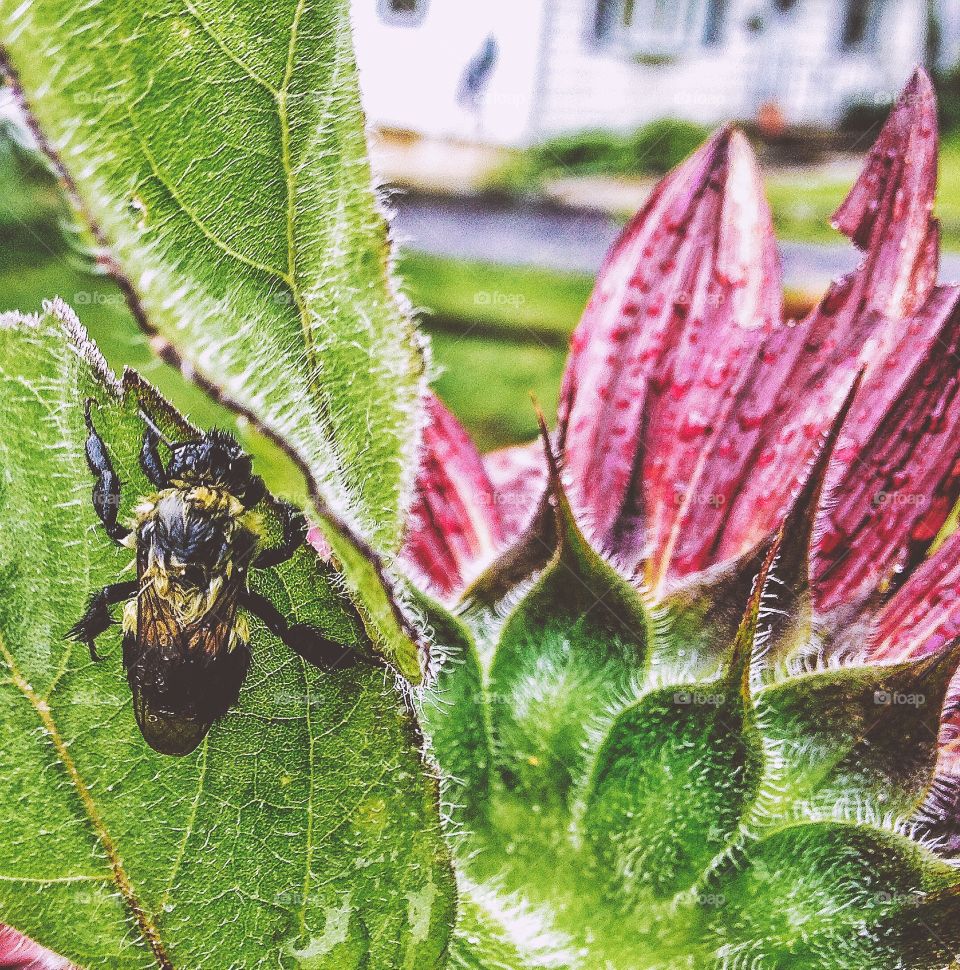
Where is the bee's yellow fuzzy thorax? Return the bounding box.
[132,487,265,543]
[129,484,265,652]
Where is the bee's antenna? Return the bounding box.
[138,409,175,449]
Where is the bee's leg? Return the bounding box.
[239,474,267,511]
[241,590,359,670]
[67,580,139,661]
[253,501,308,569]
[139,423,167,489]
[83,399,131,545]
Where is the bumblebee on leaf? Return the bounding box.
[68,401,357,756]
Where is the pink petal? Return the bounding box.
[483,441,546,536]
[402,394,504,597]
[0,927,72,970]
[708,68,941,574]
[832,69,940,315]
[872,526,960,663]
[870,528,960,806]
[814,286,960,612]
[557,127,781,590]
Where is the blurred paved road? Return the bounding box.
[390,193,960,292]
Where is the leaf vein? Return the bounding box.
[0,632,174,970]
[277,0,316,366]
[126,111,291,283]
[181,0,278,95]
[0,873,112,885]
[161,741,209,911]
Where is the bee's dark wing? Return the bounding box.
[127,579,249,756]
[136,574,242,659]
[188,579,242,659]
[135,579,183,654]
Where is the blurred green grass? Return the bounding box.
[763,177,850,245]
[400,250,590,342]
[764,132,960,247]
[487,119,711,194]
[399,251,586,451]
[428,331,566,452]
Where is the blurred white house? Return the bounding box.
[352,0,960,146]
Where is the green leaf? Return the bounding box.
[487,433,652,804]
[413,590,492,826]
[756,646,960,822]
[0,0,430,683]
[703,821,960,969]
[582,548,772,901]
[0,307,454,968]
[316,514,426,683]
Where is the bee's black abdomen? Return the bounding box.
[123,635,251,756]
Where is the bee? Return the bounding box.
[68,401,357,756]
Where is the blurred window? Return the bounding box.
[702,0,728,45]
[841,0,882,51]
[378,0,428,27]
[595,0,620,42]
[596,0,728,54]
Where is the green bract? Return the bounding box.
[422,441,960,970]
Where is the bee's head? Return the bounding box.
[166,430,254,494]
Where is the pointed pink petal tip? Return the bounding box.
[700,66,943,578]
[556,123,781,586]
[833,67,937,249]
[831,65,939,318]
[402,394,504,597]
